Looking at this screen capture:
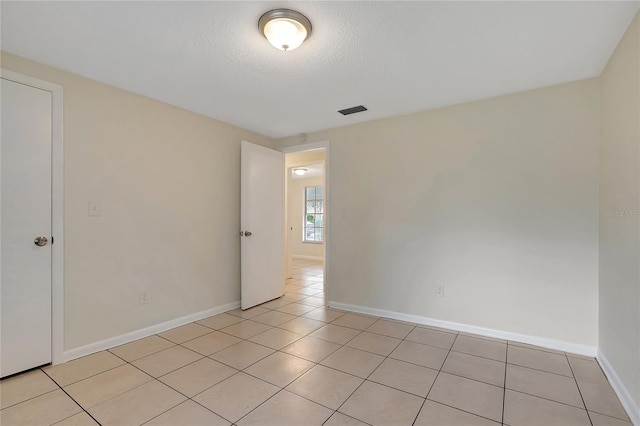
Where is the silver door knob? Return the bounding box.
[244,231,252,237]
[34,236,48,247]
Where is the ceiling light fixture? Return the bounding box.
[293,168,308,176]
[259,9,312,51]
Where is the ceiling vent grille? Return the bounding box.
[338,105,367,115]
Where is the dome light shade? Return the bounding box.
[259,9,312,51]
[293,168,308,176]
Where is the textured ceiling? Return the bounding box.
[2,1,638,139]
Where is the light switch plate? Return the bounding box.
[88,200,101,217]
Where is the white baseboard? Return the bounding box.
[328,301,597,357]
[62,301,240,363]
[597,349,639,425]
[293,255,324,261]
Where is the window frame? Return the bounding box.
[303,185,323,243]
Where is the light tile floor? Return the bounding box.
[0,259,632,425]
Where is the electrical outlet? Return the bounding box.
[139,291,149,305]
[436,284,445,297]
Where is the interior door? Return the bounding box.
[241,141,284,309]
[1,77,53,377]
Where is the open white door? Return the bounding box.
[241,141,284,309]
[1,77,53,377]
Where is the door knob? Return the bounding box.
[244,231,252,237]
[34,236,48,247]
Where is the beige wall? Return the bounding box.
[277,78,600,347]
[599,11,640,409]
[1,52,274,351]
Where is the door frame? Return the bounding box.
[280,141,330,303]
[1,69,64,365]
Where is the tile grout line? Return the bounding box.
[411,331,458,426]
[564,351,594,426]
[503,341,508,425]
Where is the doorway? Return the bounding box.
[282,143,328,303]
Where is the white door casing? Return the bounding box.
[240,141,284,310]
[0,70,64,375]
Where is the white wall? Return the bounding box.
[277,78,600,347]
[599,11,640,412]
[1,52,274,351]
[289,175,324,259]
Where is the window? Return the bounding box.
[304,186,323,243]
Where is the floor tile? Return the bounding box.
[219,320,271,339]
[196,313,244,330]
[589,411,633,426]
[0,368,59,409]
[366,319,415,339]
[145,400,230,425]
[309,324,361,344]
[346,331,401,356]
[237,390,333,426]
[568,357,608,384]
[451,335,507,362]
[458,332,506,344]
[244,351,314,387]
[250,311,297,326]
[248,327,303,350]
[290,286,322,296]
[181,331,242,355]
[226,306,270,319]
[275,302,317,315]
[503,389,591,426]
[507,345,572,377]
[278,316,326,335]
[389,340,449,370]
[406,327,456,349]
[88,379,186,426]
[320,346,385,378]
[298,296,326,307]
[159,357,236,397]
[415,400,500,426]
[418,324,459,335]
[193,372,279,423]
[339,380,424,426]
[508,341,564,355]
[566,353,597,361]
[132,345,203,377]
[0,389,82,426]
[303,307,346,323]
[442,351,506,387]
[281,292,307,302]
[577,378,630,420]
[42,351,124,387]
[428,372,503,422]
[506,364,583,408]
[332,313,379,330]
[369,358,438,397]
[282,336,342,363]
[286,364,363,409]
[209,340,275,370]
[158,323,213,344]
[109,335,175,362]
[259,298,292,309]
[324,411,369,426]
[64,364,152,408]
[52,411,99,425]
